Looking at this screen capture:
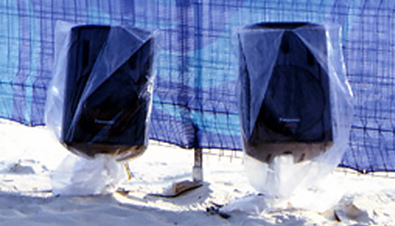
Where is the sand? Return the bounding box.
[0,119,394,226]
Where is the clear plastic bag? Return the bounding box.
[236,22,353,208]
[51,153,126,196]
[45,21,157,161]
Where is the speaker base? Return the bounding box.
[63,143,147,161]
[245,141,333,163]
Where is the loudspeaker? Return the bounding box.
[61,25,154,160]
[238,22,333,163]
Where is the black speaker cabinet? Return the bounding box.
[238,22,333,163]
[61,25,154,160]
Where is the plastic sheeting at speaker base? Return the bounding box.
[220,181,345,215]
[236,154,346,213]
[51,154,127,196]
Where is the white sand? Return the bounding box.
[0,119,394,226]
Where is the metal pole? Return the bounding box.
[193,148,203,182]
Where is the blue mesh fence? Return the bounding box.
[0,0,394,172]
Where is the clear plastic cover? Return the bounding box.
[51,154,127,196]
[236,22,354,205]
[45,21,157,161]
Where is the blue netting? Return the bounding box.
[0,0,394,173]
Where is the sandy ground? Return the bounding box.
[0,119,394,226]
